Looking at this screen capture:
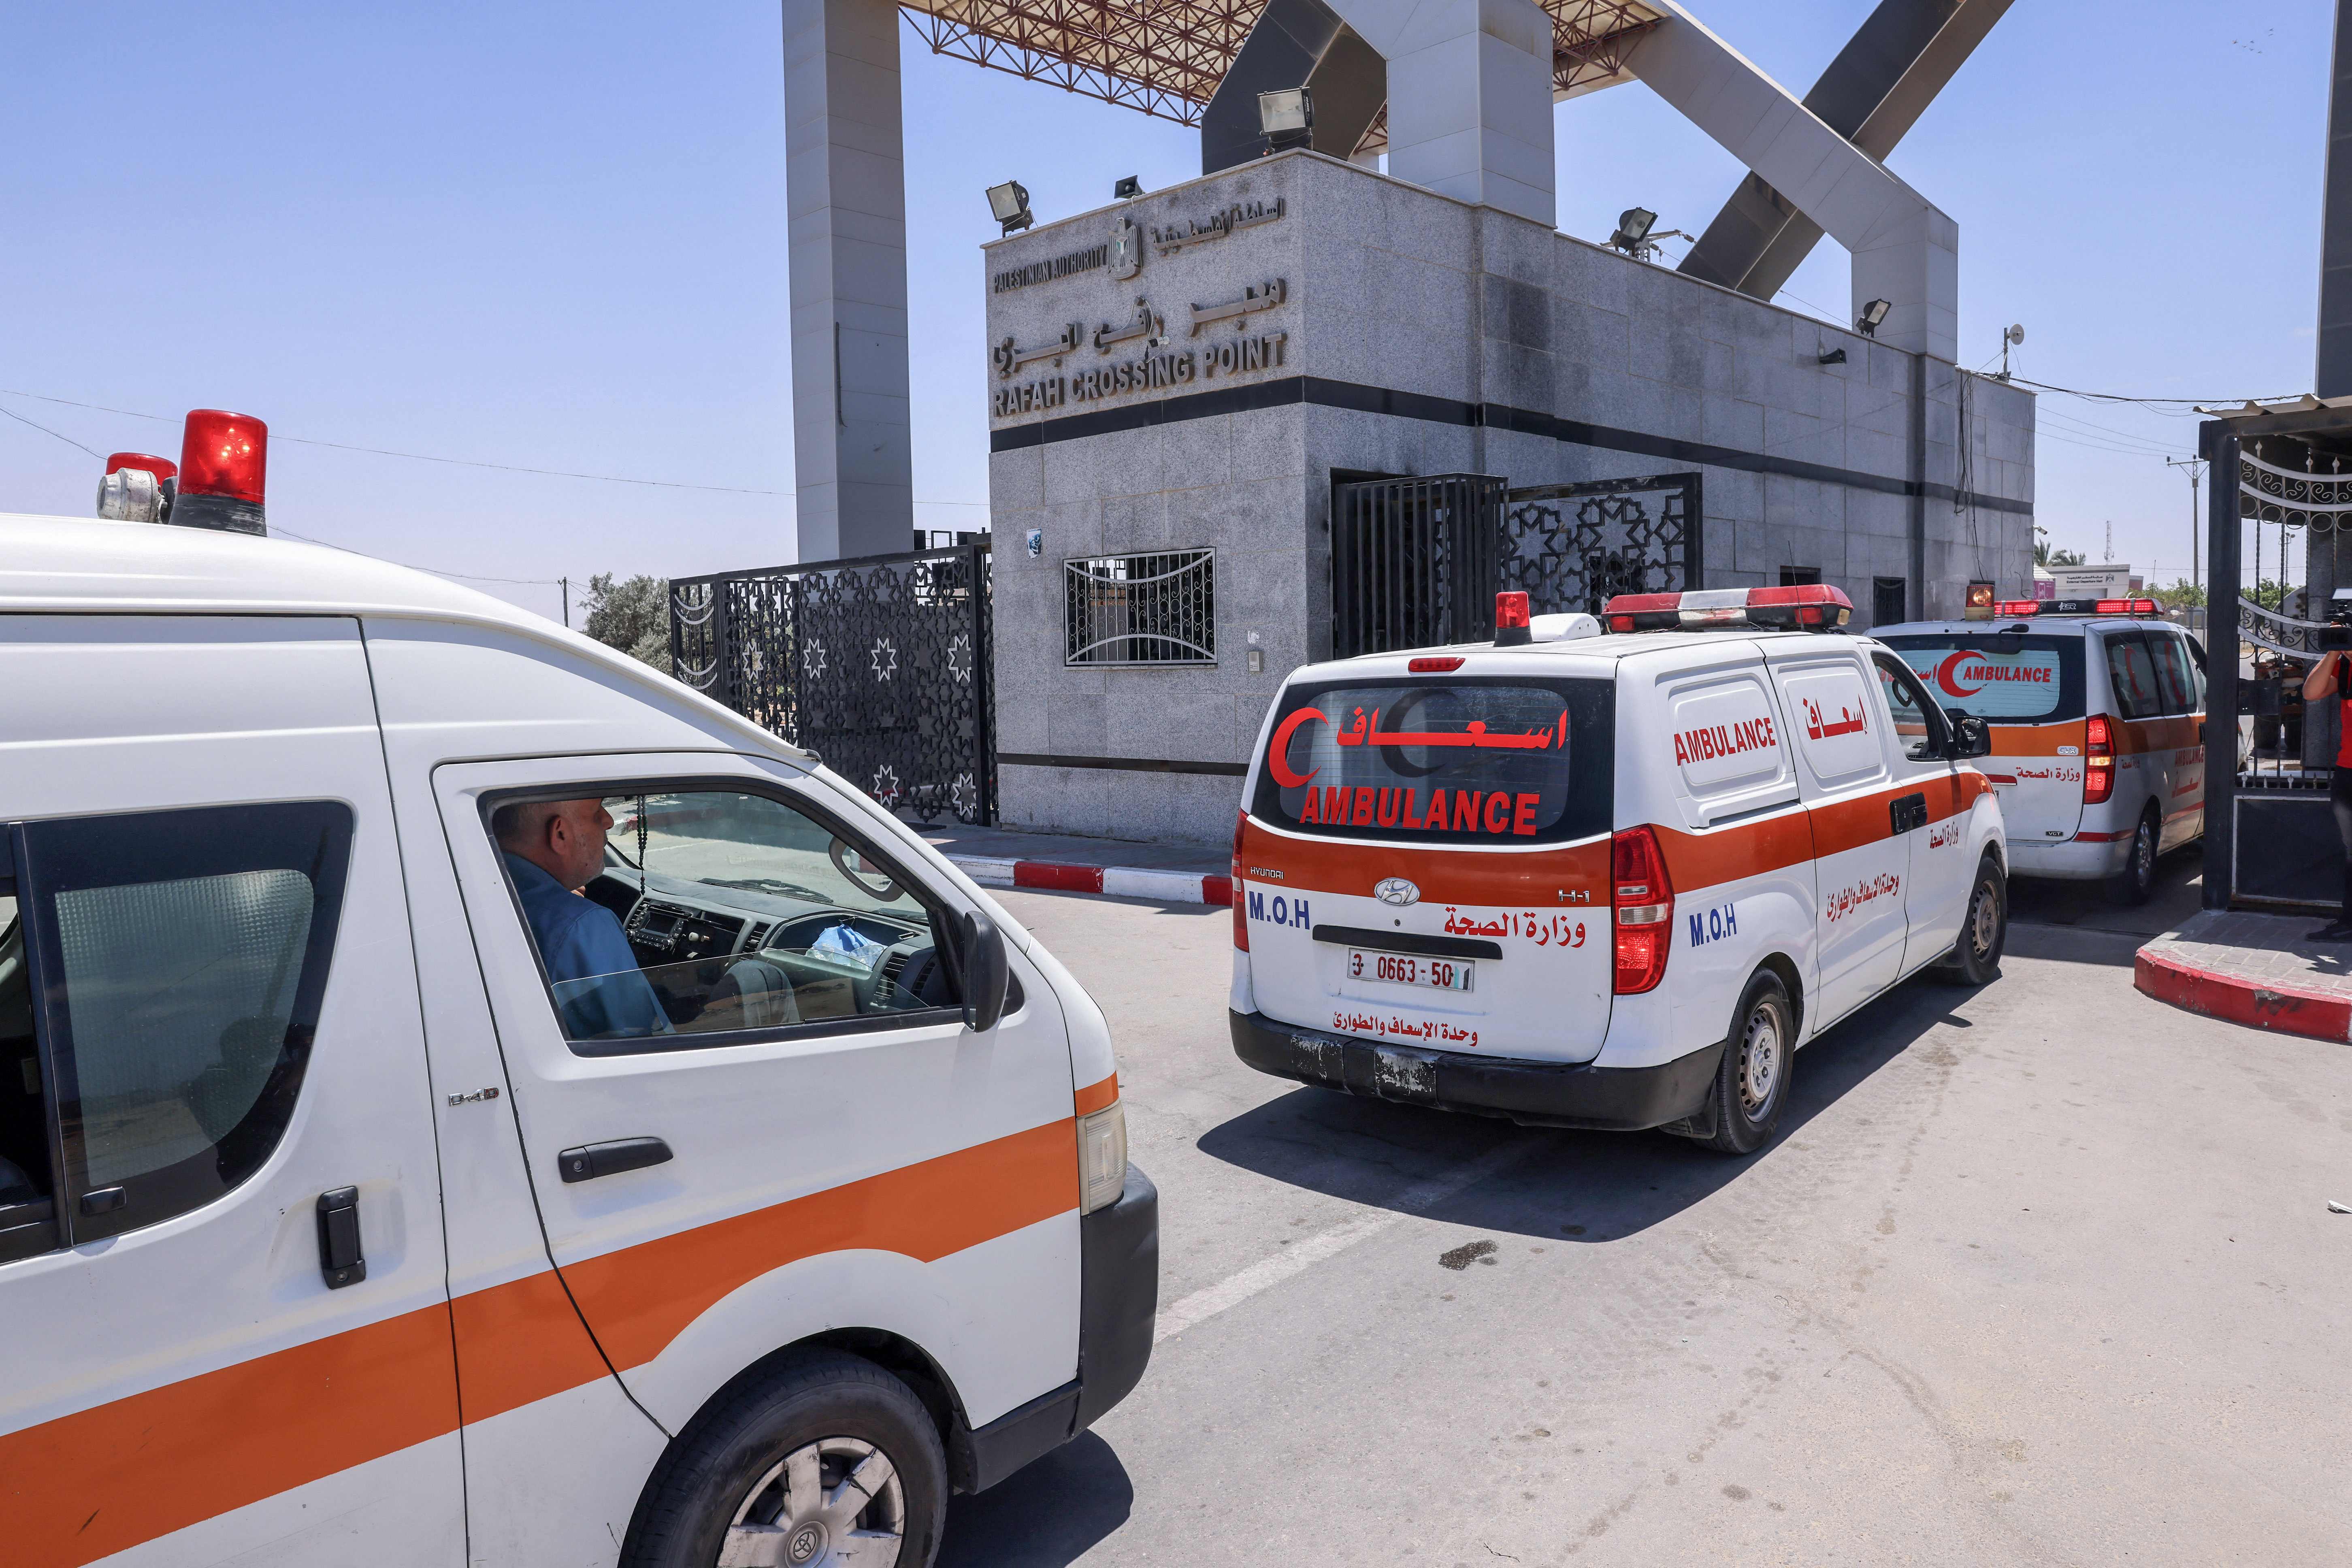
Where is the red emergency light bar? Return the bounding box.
[1602,584,1853,634]
[2001,597,2160,618]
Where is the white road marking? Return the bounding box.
[1154,1137,1540,1344]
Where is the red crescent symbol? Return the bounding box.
[1936,650,1984,698]
[1268,706,1325,789]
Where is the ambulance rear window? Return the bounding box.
[1252,677,1613,844]
[1878,634,2085,723]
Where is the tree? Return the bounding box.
[581,573,673,676]
[2032,526,2086,568]
[2148,578,2205,609]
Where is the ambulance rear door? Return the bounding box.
[1883,630,2086,847]
[1239,671,1617,1064]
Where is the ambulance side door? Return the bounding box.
[1764,644,1908,1027]
[0,615,461,1568]
[2147,627,2206,848]
[1869,650,1975,971]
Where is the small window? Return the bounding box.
[1778,566,1823,588]
[1873,577,1908,628]
[492,789,968,1053]
[1065,549,1214,665]
[12,803,352,1248]
[2103,630,2161,720]
[2147,631,2198,716]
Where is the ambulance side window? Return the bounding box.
[1777,660,1886,784]
[2103,630,2161,720]
[494,788,969,1053]
[2147,631,2198,716]
[0,880,48,1264]
[2,803,354,1258]
[1871,652,1953,760]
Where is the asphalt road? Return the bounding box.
[940,847,2350,1566]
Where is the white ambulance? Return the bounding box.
[1876,598,2207,904]
[0,513,1154,1568]
[1229,586,2008,1154]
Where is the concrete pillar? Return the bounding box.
[2318,0,2352,395]
[1322,0,1557,226]
[1626,1,1957,361]
[784,0,914,560]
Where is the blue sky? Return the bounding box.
[0,2,2330,617]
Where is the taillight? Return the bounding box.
[1231,809,1250,951]
[2084,715,2116,805]
[1612,825,1673,995]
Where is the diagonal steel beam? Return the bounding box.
[1676,0,2010,302]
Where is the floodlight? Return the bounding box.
[986,180,1033,235]
[1858,298,1892,337]
[1258,88,1313,151]
[1609,207,1657,252]
[1114,175,1144,200]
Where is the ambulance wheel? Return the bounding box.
[2106,808,2160,906]
[623,1348,946,1568]
[1934,854,2006,986]
[1701,972,1793,1156]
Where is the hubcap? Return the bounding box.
[1969,879,1998,958]
[718,1436,905,1568]
[1738,1005,1781,1116]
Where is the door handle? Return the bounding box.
[316,1186,367,1289]
[1890,793,1928,835]
[557,1137,674,1184]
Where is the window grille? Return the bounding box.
[1064,549,1215,665]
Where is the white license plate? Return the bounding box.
[1347,948,1474,992]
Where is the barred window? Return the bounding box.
[1064,550,1215,666]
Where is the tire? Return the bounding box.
[624,1349,946,1568]
[2106,808,2159,906]
[1934,853,2007,986]
[1699,971,1794,1156]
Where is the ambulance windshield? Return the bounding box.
[1252,677,1613,844]
[1879,634,2085,724]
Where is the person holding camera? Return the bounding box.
[2302,646,2352,941]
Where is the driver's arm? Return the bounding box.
[2305,650,2343,701]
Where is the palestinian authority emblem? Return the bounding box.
[1109,216,1143,281]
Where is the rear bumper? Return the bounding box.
[1230,1010,1721,1132]
[2006,833,2132,881]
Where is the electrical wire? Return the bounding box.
[266,524,566,587]
[0,404,104,460]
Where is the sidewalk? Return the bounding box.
[2134,908,2352,1044]
[920,822,1230,905]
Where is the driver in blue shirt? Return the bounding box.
[494,798,671,1040]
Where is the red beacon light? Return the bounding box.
[94,451,181,524]
[174,409,268,535]
[1494,591,1533,647]
[1603,584,1852,633]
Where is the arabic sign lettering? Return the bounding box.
[1779,667,1883,780]
[1331,1008,1479,1050]
[1152,198,1284,256]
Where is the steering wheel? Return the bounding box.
[829,837,900,901]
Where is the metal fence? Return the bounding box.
[1330,474,1507,658]
[670,542,996,826]
[1500,473,1701,615]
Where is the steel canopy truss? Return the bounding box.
[902,0,1656,129]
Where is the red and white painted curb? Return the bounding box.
[2133,946,2352,1044]
[952,855,1233,907]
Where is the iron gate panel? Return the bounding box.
[1330,474,1506,658]
[669,542,996,826]
[1500,472,1702,615]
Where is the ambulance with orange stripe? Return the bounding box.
[1877,598,2207,905]
[1229,585,2008,1154]
[0,511,1154,1568]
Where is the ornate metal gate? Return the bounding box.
[669,542,996,826]
[1500,472,1702,614]
[1330,474,1506,658]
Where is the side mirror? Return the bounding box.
[959,910,1010,1033]
[1946,711,1992,759]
